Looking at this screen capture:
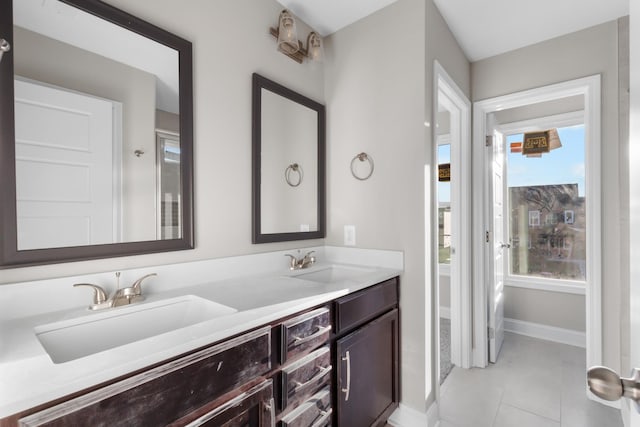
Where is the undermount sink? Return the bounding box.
[35,295,237,363]
[292,265,375,283]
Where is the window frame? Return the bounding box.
[497,111,587,294]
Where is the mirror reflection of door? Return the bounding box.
[14,78,120,250]
[157,132,182,240]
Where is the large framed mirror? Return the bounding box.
[0,0,194,268]
[252,73,325,243]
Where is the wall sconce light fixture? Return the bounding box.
[270,10,324,64]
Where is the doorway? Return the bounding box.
[433,61,471,391]
[472,76,603,398]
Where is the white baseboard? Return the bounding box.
[388,402,438,427]
[439,306,451,319]
[504,318,586,348]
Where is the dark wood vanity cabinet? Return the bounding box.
[333,278,400,427]
[8,277,399,427]
[17,327,273,427]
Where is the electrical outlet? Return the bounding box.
[344,225,356,246]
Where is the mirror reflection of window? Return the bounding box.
[157,132,182,240]
[437,143,451,265]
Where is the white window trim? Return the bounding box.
[497,110,585,136]
[505,275,585,295]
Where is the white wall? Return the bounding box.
[472,20,623,372]
[1,0,325,285]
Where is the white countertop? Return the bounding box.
[0,259,401,419]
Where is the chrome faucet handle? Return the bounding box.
[73,283,108,305]
[130,273,157,295]
[285,254,298,270]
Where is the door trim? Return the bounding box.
[471,75,602,375]
[433,60,472,382]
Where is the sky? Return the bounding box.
[437,124,585,204]
[506,125,585,197]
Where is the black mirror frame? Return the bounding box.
[251,73,326,243]
[0,0,194,268]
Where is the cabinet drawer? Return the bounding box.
[19,327,271,427]
[183,379,275,427]
[280,307,331,363]
[335,277,398,334]
[279,387,332,427]
[280,346,331,410]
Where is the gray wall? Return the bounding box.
[324,0,428,409]
[2,0,325,285]
[504,287,586,331]
[472,20,623,372]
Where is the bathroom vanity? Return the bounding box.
[0,256,401,427]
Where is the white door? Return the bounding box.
[487,127,506,363]
[14,79,116,250]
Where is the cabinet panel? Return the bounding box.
[183,379,275,427]
[334,278,398,334]
[18,327,271,427]
[336,309,399,427]
[280,307,331,364]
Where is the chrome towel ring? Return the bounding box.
[285,163,303,187]
[0,39,10,63]
[350,152,374,181]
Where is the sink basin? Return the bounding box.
[292,265,375,283]
[35,295,237,363]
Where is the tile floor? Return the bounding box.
[438,333,623,427]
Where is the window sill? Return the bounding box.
[505,276,585,295]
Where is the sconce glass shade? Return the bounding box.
[277,10,299,55]
[306,32,324,63]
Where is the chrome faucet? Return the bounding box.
[74,272,157,310]
[285,251,316,270]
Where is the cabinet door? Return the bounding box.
[336,309,399,427]
[184,379,275,427]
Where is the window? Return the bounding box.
[545,213,557,225]
[507,125,586,281]
[564,210,574,224]
[528,210,540,227]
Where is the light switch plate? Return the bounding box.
[344,225,356,246]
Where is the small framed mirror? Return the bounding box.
[252,73,325,243]
[0,0,194,268]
